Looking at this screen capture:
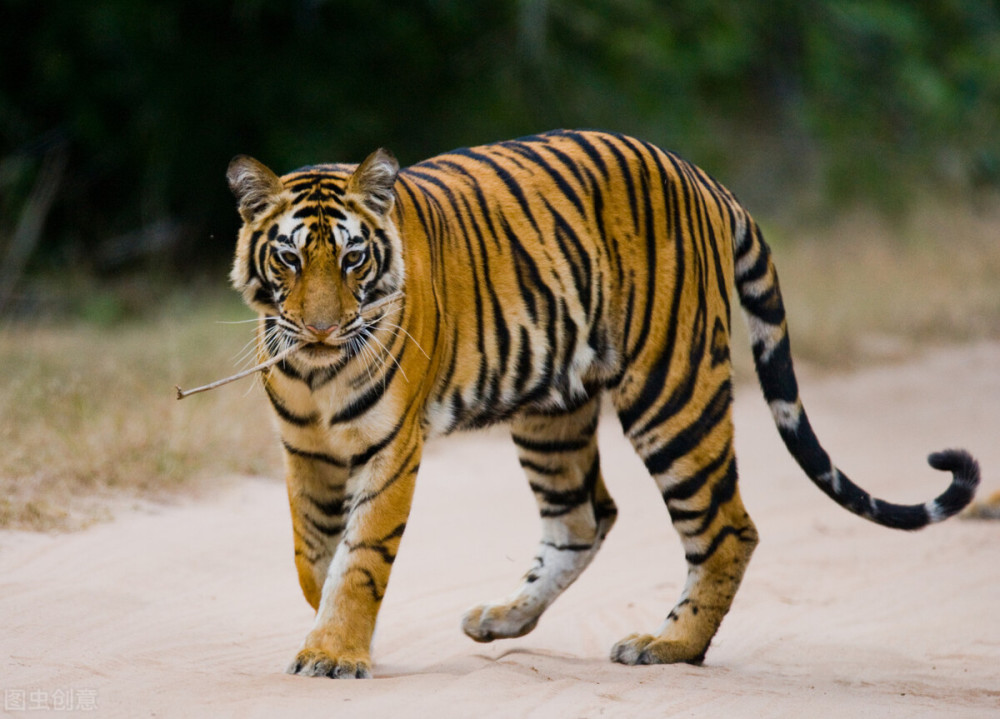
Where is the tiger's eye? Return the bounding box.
[343,249,365,268]
[277,248,300,272]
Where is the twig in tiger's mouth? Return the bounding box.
[358,291,404,319]
[175,342,305,400]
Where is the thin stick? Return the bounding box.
[359,291,403,318]
[175,342,304,400]
[175,292,403,400]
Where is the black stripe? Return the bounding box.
[545,198,593,316]
[504,214,556,325]
[617,152,689,433]
[301,510,344,538]
[423,177,488,358]
[305,491,345,518]
[685,524,755,565]
[737,245,770,284]
[628,281,708,439]
[755,334,799,404]
[542,142,589,193]
[292,205,321,219]
[507,142,588,219]
[450,148,543,238]
[554,130,609,183]
[555,297,578,383]
[348,415,406,468]
[345,566,385,603]
[352,443,420,509]
[428,161,503,251]
[282,440,347,468]
[624,135,666,364]
[434,324,461,408]
[596,134,639,234]
[246,230,265,287]
[710,317,730,367]
[511,434,590,454]
[540,540,593,552]
[620,282,636,366]
[513,325,534,396]
[642,378,732,478]
[457,192,511,378]
[662,439,732,503]
[264,383,318,427]
[252,285,273,309]
[346,521,406,564]
[530,481,589,511]
[306,360,350,391]
[536,453,600,518]
[681,456,738,537]
[396,177,431,233]
[329,356,398,425]
[699,186,733,325]
[518,457,562,476]
[293,526,324,560]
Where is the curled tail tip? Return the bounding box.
[928,448,980,489]
[926,448,980,521]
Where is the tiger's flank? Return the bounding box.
[222,130,979,679]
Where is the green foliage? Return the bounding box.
[1,0,998,272]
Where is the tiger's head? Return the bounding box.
[227,149,404,368]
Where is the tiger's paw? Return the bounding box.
[461,602,540,643]
[610,633,706,666]
[286,648,371,679]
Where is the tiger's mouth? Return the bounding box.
[301,341,341,356]
[291,325,368,367]
[276,292,403,368]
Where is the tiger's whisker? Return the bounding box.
[363,325,409,383]
[233,326,271,366]
[216,317,269,325]
[380,319,430,360]
[359,291,403,319]
[176,341,304,399]
[236,323,284,370]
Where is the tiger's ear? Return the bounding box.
[346,148,399,216]
[227,155,286,223]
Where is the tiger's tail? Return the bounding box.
[732,215,979,529]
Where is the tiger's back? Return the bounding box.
[397,131,740,435]
[226,129,979,678]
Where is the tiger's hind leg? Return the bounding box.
[462,395,618,642]
[611,363,758,665]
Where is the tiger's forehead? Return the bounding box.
[282,165,351,200]
[271,166,367,250]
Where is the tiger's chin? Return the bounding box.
[294,342,345,368]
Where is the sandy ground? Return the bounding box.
[2,343,999,718]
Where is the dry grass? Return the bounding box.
[765,202,1000,368]
[0,292,282,530]
[2,202,998,531]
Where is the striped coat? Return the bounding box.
[226,130,979,678]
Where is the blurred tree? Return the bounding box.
[1,0,997,279]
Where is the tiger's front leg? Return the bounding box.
[284,446,351,611]
[287,429,422,679]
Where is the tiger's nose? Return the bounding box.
[306,322,338,339]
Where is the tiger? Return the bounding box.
[225,129,980,679]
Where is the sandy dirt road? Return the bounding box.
[2,343,999,717]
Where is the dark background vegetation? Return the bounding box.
[2,0,999,303]
[3,1,1000,530]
